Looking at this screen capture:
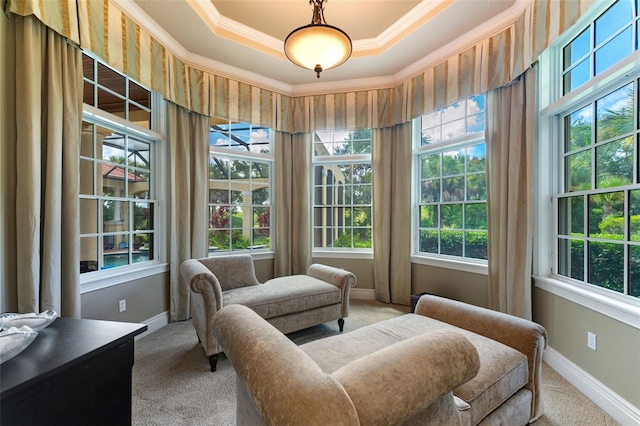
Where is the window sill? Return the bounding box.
[534,276,640,330]
[411,254,488,275]
[313,249,374,260]
[80,262,169,294]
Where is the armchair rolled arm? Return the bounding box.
[180,259,224,312]
[332,330,479,426]
[307,264,356,317]
[415,295,547,420]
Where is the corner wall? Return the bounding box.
[533,287,640,411]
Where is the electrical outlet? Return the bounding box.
[587,331,597,351]
[119,299,126,313]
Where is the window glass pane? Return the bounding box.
[421,111,440,129]
[420,205,438,228]
[596,84,633,143]
[79,159,95,195]
[209,229,229,252]
[564,29,590,70]
[466,144,486,172]
[442,149,465,175]
[443,176,464,201]
[129,80,150,108]
[97,87,125,117]
[595,0,632,46]
[465,203,487,230]
[80,236,98,274]
[81,122,94,157]
[467,112,485,133]
[563,59,590,95]
[565,150,591,192]
[441,230,463,256]
[98,62,126,96]
[558,238,584,281]
[104,235,130,268]
[420,229,439,253]
[631,190,640,242]
[128,102,150,129]
[558,196,585,236]
[588,192,624,239]
[442,118,466,140]
[128,170,150,199]
[466,173,486,200]
[80,199,98,234]
[421,155,440,178]
[133,233,153,263]
[566,105,592,151]
[442,102,465,123]
[421,179,440,202]
[465,231,487,260]
[128,138,151,169]
[595,137,633,188]
[441,204,462,228]
[210,189,229,203]
[133,202,152,231]
[589,241,624,292]
[422,127,441,145]
[630,245,640,297]
[101,130,126,162]
[595,26,632,75]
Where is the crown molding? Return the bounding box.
[110,0,530,98]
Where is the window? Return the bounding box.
[208,120,273,253]
[312,129,373,249]
[556,82,639,298]
[539,0,640,306]
[80,53,159,274]
[414,95,487,260]
[563,0,637,95]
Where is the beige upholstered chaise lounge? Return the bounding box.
[213,294,548,425]
[180,254,356,371]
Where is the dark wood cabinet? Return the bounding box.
[0,317,146,426]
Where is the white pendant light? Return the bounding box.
[284,0,352,78]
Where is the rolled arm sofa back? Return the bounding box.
[213,304,359,425]
[415,295,548,421]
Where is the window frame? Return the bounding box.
[80,53,167,293]
[207,121,274,256]
[535,0,640,329]
[411,96,488,274]
[312,129,373,254]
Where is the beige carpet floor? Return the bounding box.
[132,300,619,425]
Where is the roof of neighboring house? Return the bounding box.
[102,163,146,182]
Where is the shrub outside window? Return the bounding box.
[415,95,487,260]
[313,129,373,249]
[208,121,273,253]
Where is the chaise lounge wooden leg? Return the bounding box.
[209,354,219,372]
[338,318,344,332]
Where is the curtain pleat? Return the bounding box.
[372,123,412,305]
[486,66,537,320]
[14,15,82,317]
[273,132,312,277]
[167,102,209,321]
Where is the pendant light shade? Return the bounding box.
[284,0,352,78]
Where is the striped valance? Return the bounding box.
[7,0,596,132]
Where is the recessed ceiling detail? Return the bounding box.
[127,0,521,92]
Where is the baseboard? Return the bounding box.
[350,288,376,300]
[136,311,170,340]
[544,347,640,425]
